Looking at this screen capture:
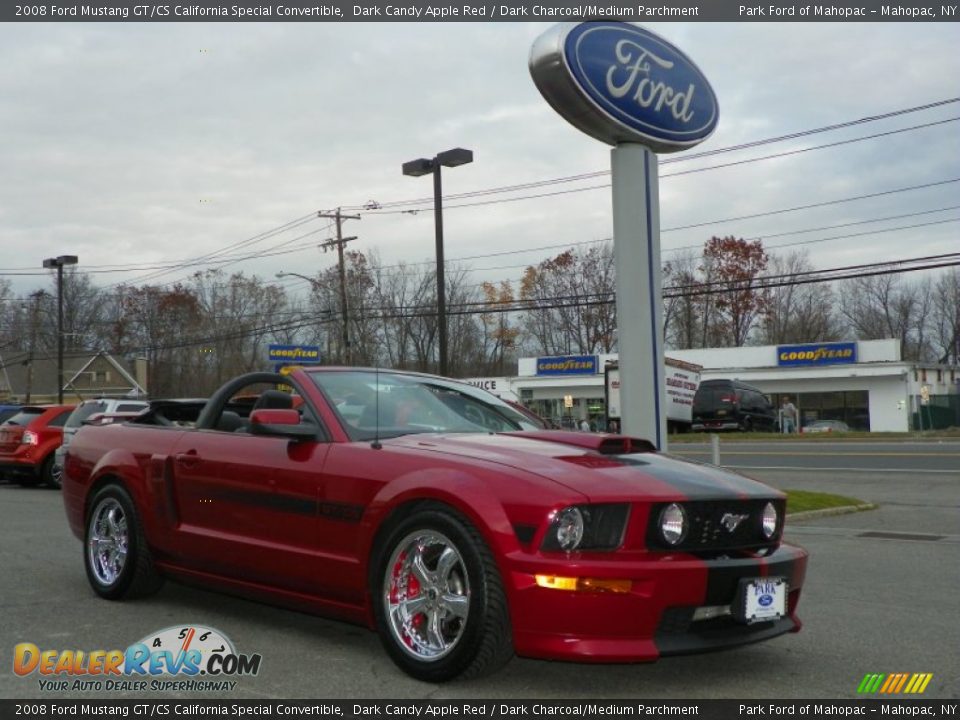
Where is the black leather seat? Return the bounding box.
[216,410,246,433]
[253,390,294,411]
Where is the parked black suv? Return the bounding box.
[691,379,777,432]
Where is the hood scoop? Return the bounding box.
[502,431,656,455]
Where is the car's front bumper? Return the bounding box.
[691,421,742,431]
[0,456,41,479]
[506,542,807,662]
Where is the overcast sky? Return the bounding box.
[1,21,958,300]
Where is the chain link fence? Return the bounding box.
[911,394,960,431]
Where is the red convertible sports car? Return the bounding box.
[63,368,807,682]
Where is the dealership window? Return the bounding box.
[525,397,607,430]
[791,390,869,431]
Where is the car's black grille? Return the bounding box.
[646,499,784,553]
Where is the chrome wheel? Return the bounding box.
[87,498,129,586]
[384,530,470,662]
[48,461,63,488]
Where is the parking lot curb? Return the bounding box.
[787,503,877,521]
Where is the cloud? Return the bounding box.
[1,22,957,297]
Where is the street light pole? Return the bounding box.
[41,255,78,404]
[275,271,335,360]
[402,148,473,377]
[431,163,447,377]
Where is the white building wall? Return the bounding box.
[868,378,911,432]
[508,340,956,432]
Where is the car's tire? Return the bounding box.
[740,417,753,432]
[84,484,164,600]
[371,505,513,682]
[42,456,62,489]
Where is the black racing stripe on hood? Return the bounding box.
[612,452,780,500]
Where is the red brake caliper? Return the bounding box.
[391,551,423,649]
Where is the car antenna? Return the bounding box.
[371,364,382,450]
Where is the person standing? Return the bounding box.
[579,418,591,432]
[781,396,798,434]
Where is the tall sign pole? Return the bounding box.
[610,143,665,448]
[530,21,718,450]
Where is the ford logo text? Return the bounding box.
[530,21,718,152]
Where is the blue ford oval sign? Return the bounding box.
[530,22,718,152]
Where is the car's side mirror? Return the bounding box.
[249,409,316,440]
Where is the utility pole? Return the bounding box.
[23,291,45,404]
[318,209,360,365]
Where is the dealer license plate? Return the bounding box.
[738,578,786,623]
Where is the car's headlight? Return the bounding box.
[553,507,584,551]
[660,503,687,545]
[542,504,630,552]
[762,501,778,538]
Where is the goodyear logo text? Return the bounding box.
[267,345,321,363]
[536,355,598,376]
[777,342,857,367]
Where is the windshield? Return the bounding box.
[66,401,110,428]
[309,370,538,440]
[2,409,44,427]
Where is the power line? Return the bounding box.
[5,102,957,292]
[342,98,960,211]
[357,118,960,216]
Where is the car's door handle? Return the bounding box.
[174,451,201,469]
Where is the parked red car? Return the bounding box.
[63,369,807,681]
[0,405,73,487]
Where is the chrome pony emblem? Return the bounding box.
[720,513,749,532]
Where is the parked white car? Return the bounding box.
[52,399,148,488]
[801,420,851,434]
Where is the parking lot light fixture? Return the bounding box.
[401,148,474,376]
[41,254,78,404]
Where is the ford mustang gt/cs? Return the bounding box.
[62,368,807,682]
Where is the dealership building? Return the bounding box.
[466,339,960,432]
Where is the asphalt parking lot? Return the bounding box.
[1,460,958,700]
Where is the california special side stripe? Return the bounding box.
[210,487,363,523]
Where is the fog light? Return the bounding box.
[762,502,779,538]
[692,605,732,621]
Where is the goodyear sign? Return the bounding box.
[268,345,321,363]
[536,355,598,376]
[777,342,857,367]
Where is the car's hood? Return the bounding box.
[384,431,781,503]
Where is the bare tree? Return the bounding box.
[519,244,617,355]
[931,268,960,364]
[758,250,841,345]
[117,284,203,397]
[839,274,932,361]
[478,281,520,375]
[663,250,703,350]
